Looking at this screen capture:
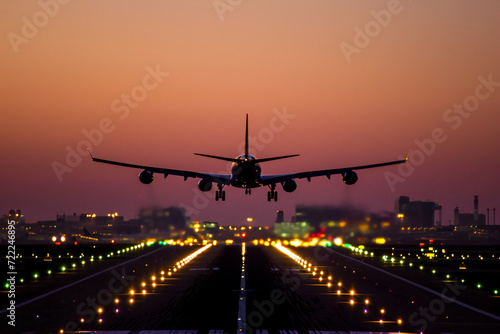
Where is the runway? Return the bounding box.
[5,243,500,334]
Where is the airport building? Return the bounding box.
[454,195,486,226]
[139,206,190,235]
[274,221,313,239]
[395,196,440,228]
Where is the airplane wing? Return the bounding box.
[261,159,406,185]
[89,152,231,185]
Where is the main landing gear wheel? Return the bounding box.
[215,184,226,201]
[245,188,251,195]
[267,185,278,202]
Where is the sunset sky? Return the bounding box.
[2,0,499,227]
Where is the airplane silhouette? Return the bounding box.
[89,114,406,201]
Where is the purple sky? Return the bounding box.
[2,0,499,226]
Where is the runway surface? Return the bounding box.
[4,243,500,334]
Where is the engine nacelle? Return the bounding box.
[139,170,154,184]
[198,179,213,192]
[281,180,297,192]
[342,170,358,185]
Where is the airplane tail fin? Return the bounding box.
[245,113,249,159]
[195,114,299,163]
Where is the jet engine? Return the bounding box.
[139,170,154,184]
[342,170,358,185]
[198,179,213,192]
[281,180,297,192]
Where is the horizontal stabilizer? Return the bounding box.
[254,154,300,163]
[194,153,240,163]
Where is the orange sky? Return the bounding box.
[1,0,499,226]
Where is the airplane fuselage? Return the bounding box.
[230,154,262,188]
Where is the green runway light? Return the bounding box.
[33,273,38,279]
[494,290,498,295]
[61,266,66,271]
[477,284,482,289]
[4,282,9,289]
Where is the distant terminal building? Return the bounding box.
[395,196,441,228]
[292,204,365,233]
[1,209,26,240]
[454,195,486,226]
[139,206,190,235]
[274,221,313,239]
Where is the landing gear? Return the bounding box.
[245,188,251,195]
[215,184,226,201]
[267,184,278,202]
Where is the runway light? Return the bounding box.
[129,298,134,304]
[398,319,403,325]
[380,308,385,314]
[365,299,369,304]
[114,298,119,304]
[80,318,85,323]
[97,308,103,314]
[130,289,135,295]
[349,299,354,305]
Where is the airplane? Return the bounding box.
[89,114,406,201]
